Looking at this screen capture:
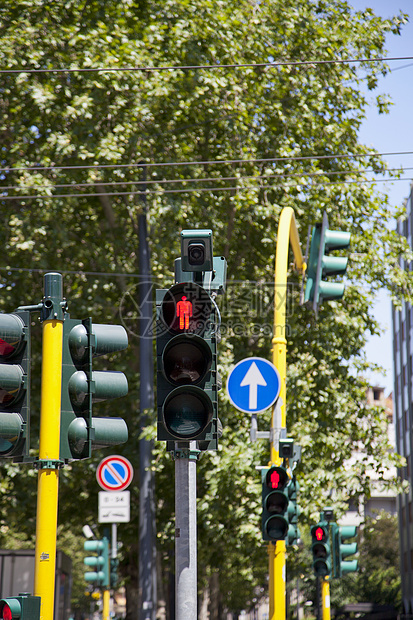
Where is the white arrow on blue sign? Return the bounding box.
[226,357,281,414]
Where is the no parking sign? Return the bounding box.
[96,455,134,492]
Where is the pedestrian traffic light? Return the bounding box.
[84,537,110,587]
[286,476,300,545]
[0,594,40,620]
[331,524,358,577]
[304,211,351,315]
[156,281,220,449]
[311,523,331,577]
[60,317,129,460]
[261,465,292,542]
[0,310,31,460]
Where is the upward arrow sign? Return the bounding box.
[240,361,267,410]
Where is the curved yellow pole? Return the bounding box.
[34,319,63,620]
[269,207,305,620]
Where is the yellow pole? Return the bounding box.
[321,577,331,620]
[102,589,110,620]
[34,274,64,620]
[269,208,305,620]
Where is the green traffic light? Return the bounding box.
[84,538,110,587]
[304,212,351,315]
[60,317,129,460]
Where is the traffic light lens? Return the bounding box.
[163,387,213,439]
[266,492,288,514]
[315,526,324,541]
[265,467,288,489]
[161,283,212,335]
[163,335,212,386]
[0,314,25,359]
[266,515,288,540]
[188,242,205,265]
[1,604,12,620]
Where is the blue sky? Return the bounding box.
[349,1,412,395]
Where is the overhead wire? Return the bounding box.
[0,166,410,193]
[1,176,412,201]
[1,151,413,175]
[0,55,412,74]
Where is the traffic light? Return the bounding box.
[156,281,220,449]
[286,476,300,545]
[332,524,358,577]
[261,465,292,542]
[0,595,40,620]
[84,537,110,587]
[0,310,31,460]
[110,557,119,588]
[304,211,351,315]
[60,317,129,460]
[311,523,331,577]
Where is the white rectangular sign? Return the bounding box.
[98,491,130,523]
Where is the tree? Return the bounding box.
[0,0,410,616]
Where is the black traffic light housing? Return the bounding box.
[0,310,31,460]
[311,522,331,577]
[261,465,291,542]
[156,282,220,448]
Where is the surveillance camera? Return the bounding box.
[181,229,213,272]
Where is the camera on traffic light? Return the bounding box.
[181,230,213,272]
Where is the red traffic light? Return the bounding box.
[265,466,288,490]
[315,526,324,541]
[160,282,212,336]
[0,604,13,620]
[0,314,26,358]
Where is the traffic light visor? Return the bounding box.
[160,283,212,335]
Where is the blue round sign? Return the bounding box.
[226,357,281,413]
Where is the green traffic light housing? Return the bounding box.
[60,317,129,460]
[0,595,41,620]
[304,211,351,316]
[84,538,110,587]
[332,523,358,577]
[0,311,31,460]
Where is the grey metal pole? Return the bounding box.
[175,443,199,620]
[139,165,157,620]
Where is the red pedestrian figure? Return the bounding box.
[177,296,192,330]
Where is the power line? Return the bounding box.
[0,55,411,75]
[1,176,411,201]
[1,150,412,175]
[1,166,410,193]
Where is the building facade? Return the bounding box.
[393,184,413,612]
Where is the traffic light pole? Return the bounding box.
[174,443,199,620]
[34,273,65,620]
[321,577,331,620]
[269,208,305,620]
